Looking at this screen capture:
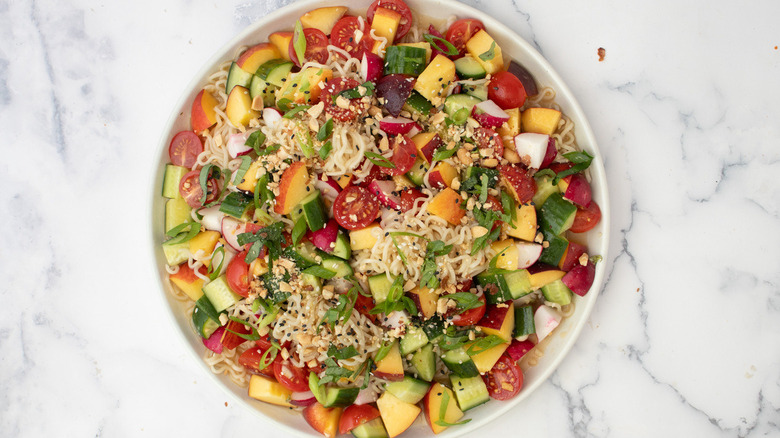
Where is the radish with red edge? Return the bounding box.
[314,177,341,204]
[198,205,225,232]
[407,122,422,138]
[562,173,592,208]
[427,24,448,60]
[221,217,248,252]
[561,261,596,296]
[379,116,417,135]
[368,179,402,210]
[202,326,225,354]
[534,305,562,343]
[290,391,317,407]
[227,132,253,158]
[506,339,535,361]
[540,137,558,169]
[262,107,283,127]
[513,132,550,169]
[361,51,384,82]
[471,99,510,129]
[515,241,543,269]
[354,387,379,405]
[307,219,339,253]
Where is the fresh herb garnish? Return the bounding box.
[283,104,312,119]
[435,390,472,427]
[296,127,316,158]
[374,340,394,362]
[321,286,357,328]
[225,316,261,341]
[327,345,359,361]
[245,130,267,154]
[198,164,221,205]
[534,168,556,179]
[423,33,459,56]
[318,357,354,384]
[277,98,294,111]
[364,150,396,168]
[420,240,453,289]
[237,221,287,264]
[338,81,375,100]
[446,292,483,315]
[291,215,307,246]
[164,222,201,244]
[232,156,253,186]
[258,340,280,371]
[207,246,226,281]
[478,41,497,61]
[253,173,274,210]
[318,140,332,160]
[293,20,306,64]
[466,334,505,356]
[317,118,334,141]
[553,151,594,183]
[302,265,337,279]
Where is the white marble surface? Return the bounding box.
[2,0,779,436]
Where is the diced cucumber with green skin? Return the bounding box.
[505,269,533,299]
[249,75,276,108]
[162,241,190,266]
[400,325,429,355]
[385,375,431,404]
[476,269,532,303]
[462,83,488,101]
[322,386,359,408]
[165,197,191,233]
[192,296,221,339]
[404,90,433,115]
[368,273,397,303]
[441,347,479,378]
[332,232,352,260]
[540,193,577,235]
[350,417,388,438]
[384,46,427,76]
[450,375,490,411]
[454,55,487,79]
[226,62,253,94]
[514,305,536,338]
[162,164,188,199]
[284,243,319,270]
[406,157,429,186]
[538,216,569,266]
[256,59,294,87]
[203,275,243,312]
[321,257,353,278]
[301,272,323,294]
[541,279,573,306]
[533,175,560,209]
[300,190,327,232]
[444,93,482,116]
[410,343,436,382]
[462,166,499,189]
[219,191,253,219]
[420,316,445,343]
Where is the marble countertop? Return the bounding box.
[2,0,779,436]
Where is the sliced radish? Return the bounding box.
[513,132,550,169]
[354,387,380,405]
[539,137,557,169]
[562,173,592,208]
[262,107,283,127]
[515,241,543,269]
[290,391,317,407]
[368,180,401,210]
[407,122,422,138]
[471,100,510,129]
[382,310,410,331]
[227,132,252,158]
[561,261,596,296]
[379,116,417,135]
[202,325,225,354]
[314,177,341,204]
[307,219,339,253]
[198,205,224,231]
[506,339,535,361]
[534,305,562,343]
[221,217,246,251]
[361,51,384,82]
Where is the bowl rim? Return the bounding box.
[147,0,610,436]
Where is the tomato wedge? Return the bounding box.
[221,319,252,350]
[273,359,310,392]
[354,292,377,323]
[179,169,220,209]
[331,16,375,58]
[333,186,381,230]
[339,404,381,434]
[380,135,417,176]
[169,131,203,168]
[289,28,329,67]
[367,0,413,39]
[450,293,486,326]
[482,354,523,400]
[569,200,602,233]
[238,346,276,378]
[445,18,485,58]
[321,77,368,122]
[226,250,251,297]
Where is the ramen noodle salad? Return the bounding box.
[159,1,602,436]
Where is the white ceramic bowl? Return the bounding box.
[149,0,610,436]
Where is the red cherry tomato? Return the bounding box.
[474,127,504,160]
[221,319,252,350]
[169,131,203,168]
[339,404,382,434]
[238,346,276,378]
[289,28,329,67]
[273,359,311,392]
[380,135,417,176]
[321,77,368,122]
[569,200,602,233]
[482,354,523,400]
[354,292,377,323]
[445,18,485,58]
[226,250,251,297]
[367,0,413,39]
[549,162,575,174]
[333,186,381,230]
[450,293,487,327]
[179,169,220,209]
[488,71,528,109]
[330,16,375,58]
[399,188,426,212]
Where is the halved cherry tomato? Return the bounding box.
[450,293,486,327]
[488,71,527,109]
[339,404,381,434]
[321,77,368,122]
[333,186,381,230]
[273,359,311,392]
[330,16,375,58]
[482,354,523,400]
[238,346,276,378]
[226,250,251,297]
[381,135,417,176]
[357,159,388,189]
[354,292,377,323]
[289,28,329,67]
[179,169,220,209]
[221,319,252,350]
[474,127,503,160]
[367,0,413,39]
[445,18,485,58]
[569,200,602,233]
[169,131,203,168]
[399,188,425,212]
[307,361,325,375]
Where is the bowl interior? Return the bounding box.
[149,0,609,436]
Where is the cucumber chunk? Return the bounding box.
[539,193,577,235]
[441,347,479,378]
[226,62,253,94]
[404,90,433,116]
[454,55,487,79]
[256,59,294,87]
[321,257,353,278]
[444,94,482,116]
[538,216,569,266]
[162,164,188,199]
[533,174,560,209]
[322,386,359,408]
[300,190,327,232]
[368,273,398,303]
[513,305,535,339]
[406,157,429,186]
[350,417,388,438]
[192,295,221,339]
[410,343,436,382]
[385,375,431,404]
[203,275,242,312]
[165,197,191,233]
[384,46,427,76]
[162,241,190,266]
[249,75,276,108]
[462,83,488,101]
[541,279,573,306]
[399,325,429,355]
[331,232,352,260]
[450,375,489,411]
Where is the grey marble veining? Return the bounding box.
[1,0,779,437]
